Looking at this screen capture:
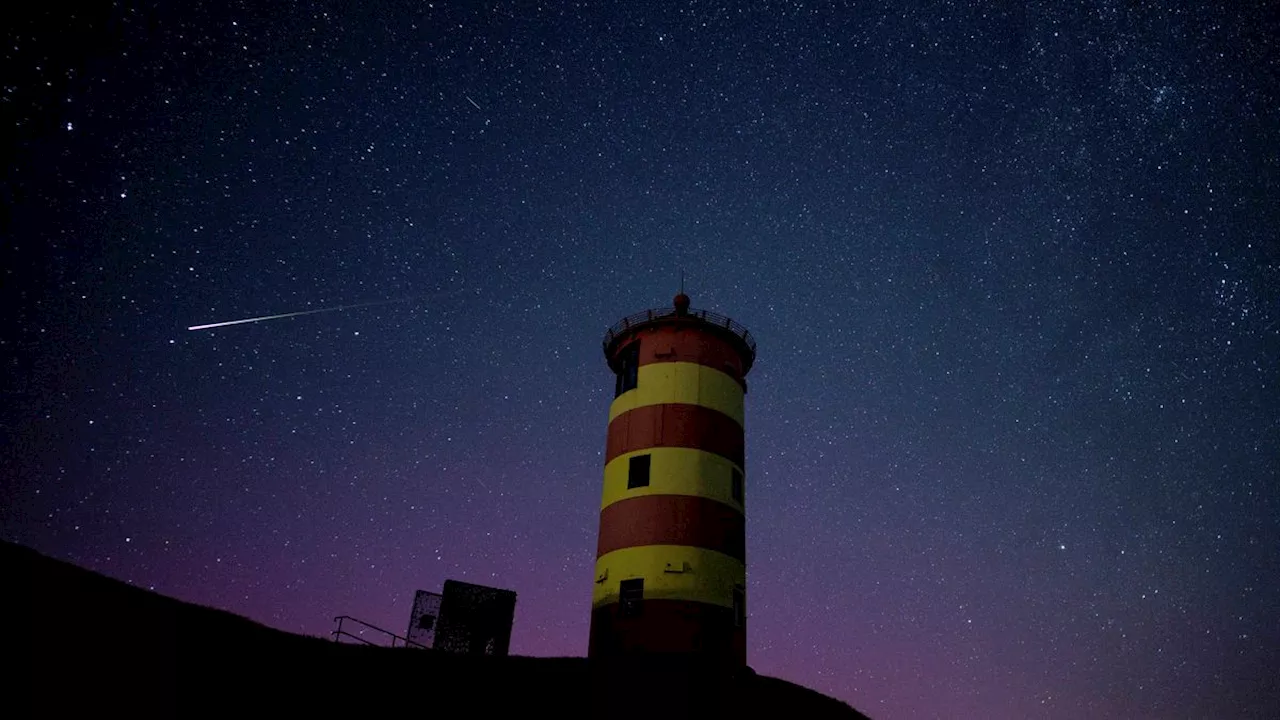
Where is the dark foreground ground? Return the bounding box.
[9,541,870,719]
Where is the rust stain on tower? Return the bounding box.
[590,291,756,666]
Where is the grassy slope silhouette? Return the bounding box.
[10,540,870,718]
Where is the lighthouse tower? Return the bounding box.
[589,292,756,665]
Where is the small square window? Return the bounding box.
[731,467,743,503]
[732,588,745,627]
[628,454,651,489]
[620,578,644,617]
[614,343,640,397]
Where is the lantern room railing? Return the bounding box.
[602,305,756,371]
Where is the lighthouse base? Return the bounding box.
[588,599,746,666]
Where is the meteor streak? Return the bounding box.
[187,295,440,331]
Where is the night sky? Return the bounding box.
[4,2,1278,718]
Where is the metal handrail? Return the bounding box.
[602,305,757,369]
[331,614,430,650]
[332,629,379,646]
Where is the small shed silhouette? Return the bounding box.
[432,580,517,656]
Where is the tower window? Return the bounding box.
[614,342,639,397]
[620,578,644,617]
[628,454,651,489]
[731,467,743,503]
[732,588,745,628]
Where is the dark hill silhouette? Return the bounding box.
[8,540,870,718]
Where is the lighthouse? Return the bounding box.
[589,292,756,665]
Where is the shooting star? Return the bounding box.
[465,94,482,111]
[187,289,471,331]
[188,300,399,331]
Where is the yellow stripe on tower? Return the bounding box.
[601,448,743,511]
[608,362,744,426]
[592,545,746,610]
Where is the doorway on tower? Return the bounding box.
[619,578,643,616]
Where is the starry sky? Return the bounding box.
[3,2,1278,718]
